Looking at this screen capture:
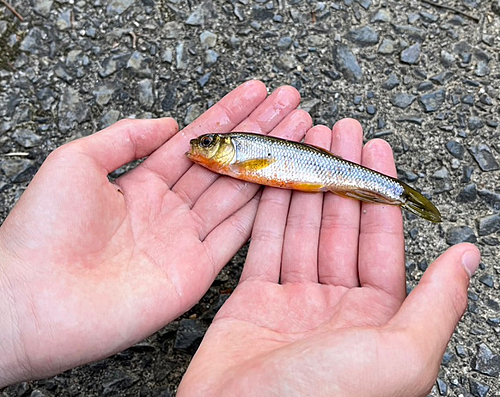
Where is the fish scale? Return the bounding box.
[187,132,442,223]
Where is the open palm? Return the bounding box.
[178,120,480,397]
[0,81,315,385]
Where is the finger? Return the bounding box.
[141,80,268,187]
[193,110,312,240]
[63,118,179,174]
[390,243,480,360]
[358,139,405,303]
[171,86,302,207]
[280,125,332,284]
[318,119,363,287]
[202,191,261,279]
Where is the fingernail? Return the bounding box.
[461,250,480,277]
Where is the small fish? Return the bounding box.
[186,133,442,223]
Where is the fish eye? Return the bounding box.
[200,135,214,148]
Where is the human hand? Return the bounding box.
[0,81,315,386]
[177,119,481,397]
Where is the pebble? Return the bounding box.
[100,110,121,129]
[176,42,188,70]
[137,79,154,109]
[200,31,217,48]
[393,24,426,40]
[56,9,72,31]
[400,42,421,64]
[99,53,129,77]
[436,378,447,396]
[12,129,41,148]
[0,159,36,183]
[346,26,379,46]
[93,84,117,106]
[419,89,445,112]
[34,0,53,17]
[20,27,49,56]
[197,72,211,87]
[477,214,500,236]
[300,98,321,113]
[478,273,494,288]
[277,36,293,50]
[101,370,137,395]
[390,92,416,109]
[173,319,207,351]
[420,11,439,22]
[468,116,484,131]
[184,104,203,125]
[378,38,396,54]
[332,44,363,82]
[370,8,391,23]
[469,379,490,397]
[186,0,215,25]
[381,74,400,90]
[106,0,135,16]
[161,85,177,111]
[456,345,467,358]
[432,167,449,179]
[471,343,500,377]
[205,49,218,65]
[446,140,465,159]
[477,189,500,211]
[58,87,90,133]
[461,165,474,183]
[274,54,296,71]
[441,50,455,67]
[468,145,499,172]
[430,71,453,85]
[445,226,477,245]
[456,184,477,203]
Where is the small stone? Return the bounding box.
[430,71,453,85]
[12,129,41,148]
[441,50,455,67]
[366,105,376,115]
[162,48,173,63]
[381,74,399,90]
[461,166,474,183]
[407,13,419,23]
[479,94,492,106]
[56,9,72,30]
[477,214,500,236]
[478,273,494,288]
[161,85,177,112]
[200,31,217,48]
[469,145,499,172]
[274,54,296,71]
[184,104,203,125]
[456,184,477,203]
[469,379,490,397]
[197,72,211,87]
[93,84,116,106]
[432,167,449,179]
[137,79,154,109]
[186,0,215,25]
[346,25,379,46]
[101,370,138,394]
[174,319,207,351]
[446,140,464,159]
[176,42,188,70]
[477,190,500,211]
[446,226,477,245]
[471,343,500,377]
[400,42,421,64]
[416,81,433,92]
[355,0,371,9]
[106,0,135,16]
[420,11,439,22]
[99,53,129,77]
[370,8,391,22]
[390,93,416,109]
[100,110,121,129]
[378,38,396,54]
[468,117,484,131]
[205,50,218,65]
[20,27,49,56]
[58,87,90,133]
[436,378,447,396]
[419,89,445,112]
[456,345,467,358]
[332,44,363,82]
[300,98,321,113]
[475,61,490,77]
[34,0,53,17]
[277,36,293,50]
[393,24,426,40]
[0,159,36,183]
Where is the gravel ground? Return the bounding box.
[1,0,499,395]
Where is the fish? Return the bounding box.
[186,132,442,223]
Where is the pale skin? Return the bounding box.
[0,81,480,396]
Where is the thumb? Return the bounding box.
[390,243,480,354]
[68,117,179,174]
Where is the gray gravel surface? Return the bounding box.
[1,0,500,395]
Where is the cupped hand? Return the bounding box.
[0,81,315,386]
[178,119,481,397]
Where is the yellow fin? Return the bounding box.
[334,189,397,205]
[233,158,275,171]
[289,182,325,192]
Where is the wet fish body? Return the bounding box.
[187,133,442,223]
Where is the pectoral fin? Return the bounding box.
[233,158,276,171]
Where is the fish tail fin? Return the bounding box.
[401,182,442,223]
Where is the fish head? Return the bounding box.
[186,133,236,170]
